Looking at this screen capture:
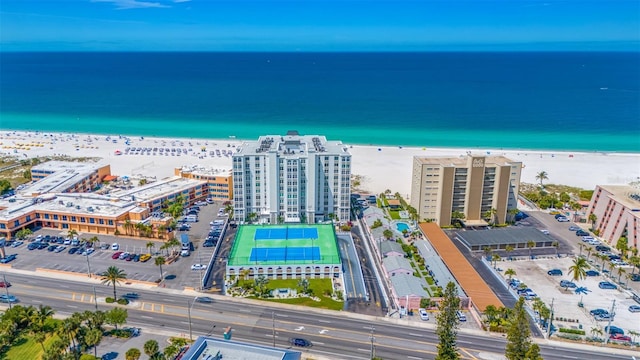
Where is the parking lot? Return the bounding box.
[498,257,639,339]
[2,202,230,291]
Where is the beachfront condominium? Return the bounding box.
[410,154,522,226]
[587,185,640,252]
[232,131,351,224]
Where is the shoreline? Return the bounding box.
[1,129,639,198]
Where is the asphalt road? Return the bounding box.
[2,272,636,360]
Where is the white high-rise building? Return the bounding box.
[232,131,352,224]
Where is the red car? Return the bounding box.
[0,281,11,288]
[111,251,123,260]
[610,334,632,342]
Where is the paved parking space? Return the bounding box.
[3,202,229,291]
[498,257,639,337]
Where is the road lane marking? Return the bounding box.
[318,319,331,323]
[408,357,422,360]
[141,315,153,319]
[409,332,423,337]
[357,348,369,352]
[459,348,478,359]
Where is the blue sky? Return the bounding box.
[1,0,639,51]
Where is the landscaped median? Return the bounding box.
[228,278,344,311]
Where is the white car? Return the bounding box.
[419,308,429,321]
[191,264,207,271]
[111,243,120,250]
[556,217,570,222]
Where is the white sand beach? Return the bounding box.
[1,130,639,199]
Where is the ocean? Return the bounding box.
[1,52,639,152]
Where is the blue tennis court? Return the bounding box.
[249,246,321,262]
[254,227,319,240]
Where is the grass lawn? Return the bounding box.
[388,210,401,220]
[240,278,344,310]
[5,334,59,360]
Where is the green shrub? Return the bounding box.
[105,297,115,303]
[558,328,585,335]
[556,333,582,341]
[117,298,129,305]
[425,277,434,285]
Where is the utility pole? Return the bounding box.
[3,274,11,310]
[272,311,276,348]
[546,298,554,339]
[369,327,375,359]
[604,299,616,345]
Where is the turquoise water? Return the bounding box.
[396,222,410,232]
[2,52,639,152]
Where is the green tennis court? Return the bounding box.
[228,224,340,266]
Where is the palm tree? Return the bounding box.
[298,278,310,294]
[146,241,155,255]
[32,305,54,330]
[163,344,180,359]
[101,266,127,300]
[588,213,597,231]
[585,247,593,262]
[591,327,603,339]
[143,339,160,358]
[629,256,640,275]
[527,240,536,259]
[85,328,102,358]
[535,171,549,187]
[123,220,133,236]
[165,237,181,255]
[505,268,516,280]
[67,229,78,239]
[616,267,626,283]
[125,348,142,360]
[569,257,588,283]
[240,268,251,281]
[505,245,514,260]
[628,330,639,344]
[483,246,493,261]
[155,256,166,281]
[491,254,501,269]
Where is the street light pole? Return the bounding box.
[369,327,375,359]
[93,286,98,310]
[187,299,193,342]
[272,311,276,348]
[85,252,92,277]
[3,274,11,310]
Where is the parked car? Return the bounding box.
[456,310,467,322]
[598,281,617,290]
[568,225,581,231]
[628,305,640,313]
[132,254,140,262]
[111,243,120,250]
[547,269,563,276]
[203,241,215,248]
[119,252,130,260]
[139,254,151,262]
[54,245,67,253]
[68,247,80,255]
[11,241,24,248]
[631,274,640,282]
[605,326,624,335]
[595,313,613,321]
[576,230,589,236]
[100,243,110,250]
[595,245,610,252]
[560,280,577,288]
[0,254,17,264]
[289,338,312,347]
[191,264,207,271]
[590,309,609,316]
[585,270,600,277]
[419,308,429,321]
[83,248,95,256]
[556,216,569,222]
[112,251,123,260]
[609,334,631,342]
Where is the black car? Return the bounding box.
[195,296,213,303]
[631,274,640,282]
[289,338,312,347]
[28,243,39,250]
[47,245,57,252]
[37,242,49,249]
[68,247,80,254]
[576,230,589,236]
[547,269,563,276]
[595,245,610,252]
[203,241,215,247]
[122,293,139,300]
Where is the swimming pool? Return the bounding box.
[396,222,410,232]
